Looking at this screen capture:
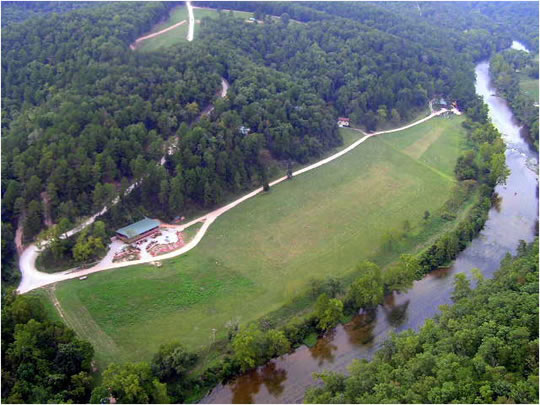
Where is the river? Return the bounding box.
[202,48,539,404]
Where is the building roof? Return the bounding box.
[116,218,160,238]
[338,117,350,121]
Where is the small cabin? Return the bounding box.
[337,117,350,127]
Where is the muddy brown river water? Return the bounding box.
[202,54,539,404]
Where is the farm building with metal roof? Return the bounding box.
[116,218,160,243]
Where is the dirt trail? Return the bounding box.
[41,191,53,228]
[47,285,67,321]
[15,215,25,255]
[198,78,229,120]
[130,20,187,50]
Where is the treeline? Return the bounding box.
[305,238,539,403]
[1,290,95,403]
[490,49,539,149]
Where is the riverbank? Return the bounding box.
[201,58,539,404]
[489,41,539,150]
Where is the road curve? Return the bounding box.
[17,107,453,294]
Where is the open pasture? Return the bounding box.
[136,6,254,52]
[41,115,466,367]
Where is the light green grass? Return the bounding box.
[44,115,466,368]
[518,73,539,104]
[136,6,253,52]
[137,6,190,52]
[517,54,539,104]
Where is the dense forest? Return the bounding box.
[490,49,539,149]
[1,1,104,27]
[305,239,539,403]
[1,289,95,403]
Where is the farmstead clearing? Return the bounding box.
[134,5,254,51]
[34,114,471,368]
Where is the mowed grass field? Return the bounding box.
[517,55,539,104]
[518,73,539,104]
[136,6,189,52]
[136,6,253,52]
[39,115,466,368]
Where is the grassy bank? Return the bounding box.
[34,114,467,369]
[518,72,539,104]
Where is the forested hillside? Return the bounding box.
[305,239,539,404]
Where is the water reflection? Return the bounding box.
[230,361,287,404]
[383,297,410,328]
[344,312,376,346]
[309,330,338,366]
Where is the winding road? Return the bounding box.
[17,4,461,294]
[17,106,456,294]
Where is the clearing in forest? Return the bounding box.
[136,6,254,52]
[518,72,539,104]
[35,115,467,368]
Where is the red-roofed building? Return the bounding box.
[337,117,350,127]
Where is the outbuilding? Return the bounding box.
[116,218,160,244]
[337,117,350,127]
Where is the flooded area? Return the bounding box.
[202,54,539,404]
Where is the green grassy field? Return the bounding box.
[136,6,253,52]
[518,73,539,103]
[38,114,467,368]
[517,55,539,104]
[136,6,190,52]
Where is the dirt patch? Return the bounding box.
[47,285,67,321]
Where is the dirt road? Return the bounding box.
[186,1,194,41]
[130,20,187,50]
[17,106,453,294]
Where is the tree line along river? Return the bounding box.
[202,45,539,404]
